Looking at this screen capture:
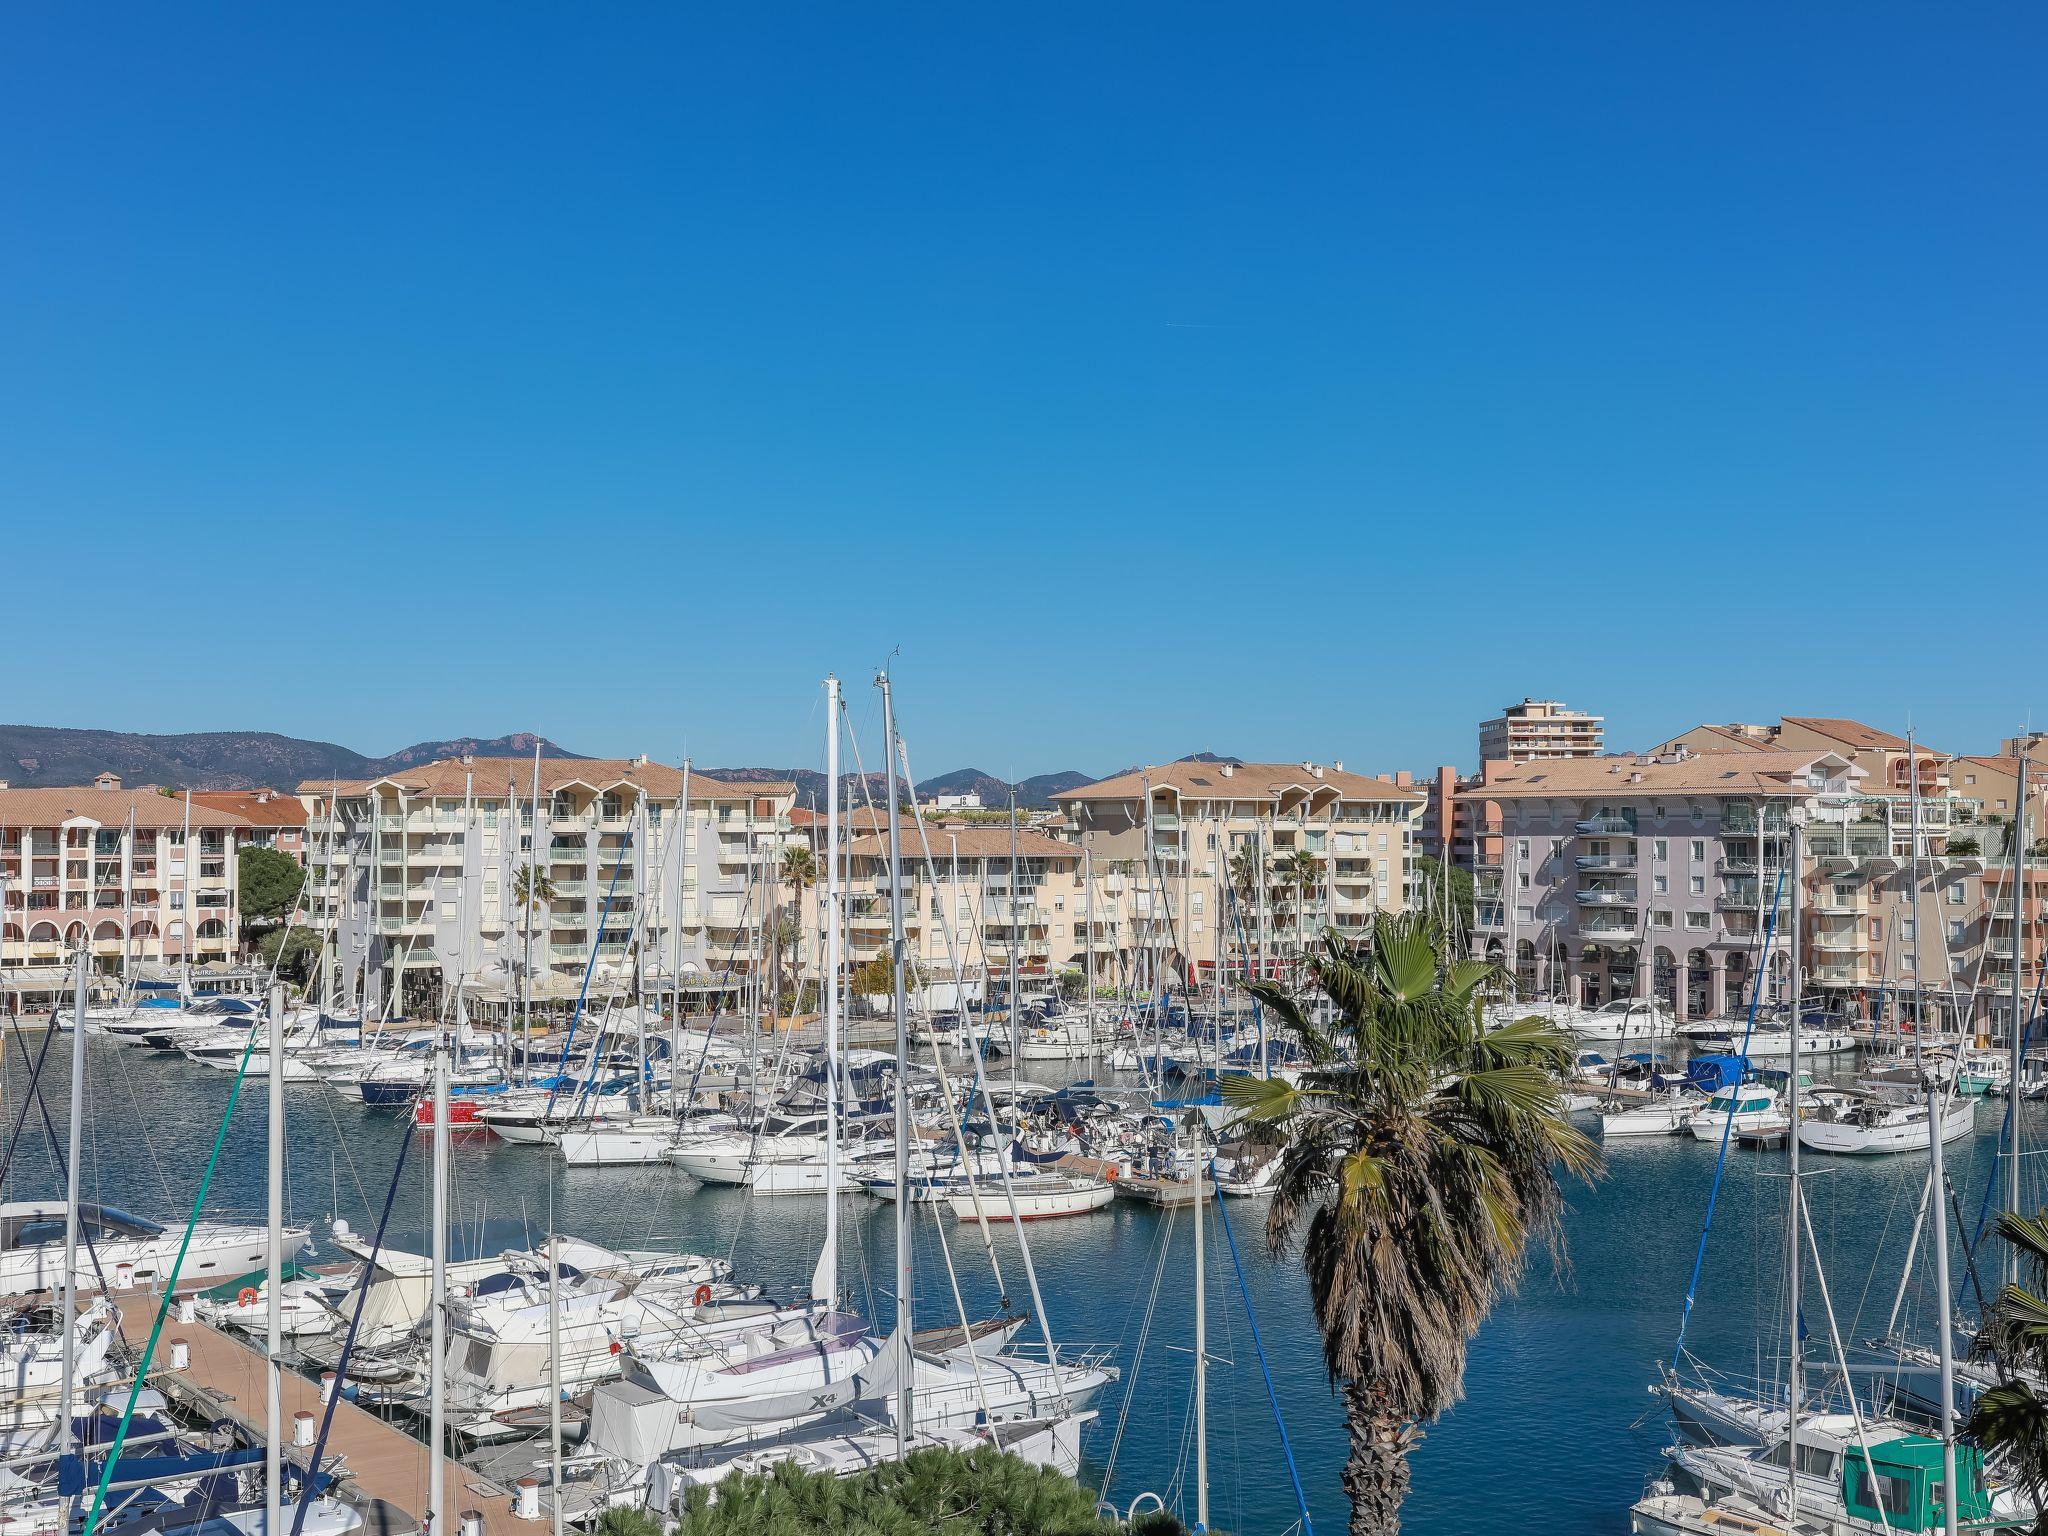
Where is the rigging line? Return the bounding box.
[1098,1198,1178,1508]
[895,732,1064,1370]
[542,821,636,1117]
[290,1113,415,1536]
[1671,863,1787,1368]
[4,1013,112,1294]
[82,1022,263,1536]
[1210,1164,1314,1536]
[1962,970,2046,1276]
[1945,1175,1989,1322]
[0,1017,59,1193]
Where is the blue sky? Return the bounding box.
[4,5,2042,780]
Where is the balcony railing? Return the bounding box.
[1575,854,1637,872]
[1575,890,1634,908]
[1574,816,1636,836]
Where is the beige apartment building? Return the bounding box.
[1055,760,1424,986]
[0,776,247,1002]
[1479,699,1605,765]
[840,826,1087,991]
[299,758,799,1015]
[1564,716,2015,1028]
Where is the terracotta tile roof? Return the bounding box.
[848,827,1080,860]
[789,806,915,831]
[1469,750,1862,800]
[1677,725,1776,753]
[1781,717,1911,751]
[297,757,794,802]
[190,789,307,828]
[0,787,249,830]
[1055,760,1425,805]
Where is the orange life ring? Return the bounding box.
[1103,1165,1120,1182]
[693,1284,713,1307]
[236,1288,258,1308]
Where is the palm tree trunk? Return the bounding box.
[1342,1378,1414,1536]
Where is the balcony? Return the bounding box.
[1812,964,1861,986]
[1576,890,1635,908]
[1580,921,1638,941]
[1716,888,1760,911]
[1575,816,1636,836]
[1715,858,1756,877]
[1575,854,1637,873]
[551,812,595,832]
[1809,931,1862,954]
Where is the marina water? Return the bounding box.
[5,1036,2022,1533]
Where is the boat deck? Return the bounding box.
[116,1307,537,1536]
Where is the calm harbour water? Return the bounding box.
[3,1033,2032,1535]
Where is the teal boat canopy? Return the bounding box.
[1842,1435,1993,1532]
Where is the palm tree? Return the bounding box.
[775,845,818,1020]
[1285,847,1321,955]
[1968,1210,2048,1519]
[509,864,555,1035]
[1223,914,1599,1536]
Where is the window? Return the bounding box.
[1518,872,1531,890]
[1949,919,1966,945]
[1869,917,1883,942]
[1651,910,1673,928]
[1653,839,1669,862]
[1517,839,1530,862]
[170,892,184,911]
[1376,834,1388,851]
[1902,918,1917,942]
[1947,884,1964,905]
[1054,895,1066,912]
[1653,874,1668,895]
[1516,905,1535,923]
[1689,875,1706,895]
[1686,911,1710,931]
[1690,840,1706,862]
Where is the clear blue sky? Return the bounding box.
[4,5,2042,779]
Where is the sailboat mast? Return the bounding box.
[428,996,450,1531]
[880,672,914,1451]
[2009,758,2029,1278]
[1908,730,1962,1536]
[1785,809,1803,1514]
[266,979,285,1536]
[1008,789,1021,1081]
[57,946,86,1473]
[813,678,841,1306]
[672,760,689,1114]
[1192,1105,1209,1533]
[1083,847,1095,1023]
[547,1177,563,1536]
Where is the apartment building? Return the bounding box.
[1470,750,1865,1019]
[841,826,1087,988]
[1470,741,1993,1024]
[1653,716,1955,799]
[0,776,247,998]
[298,758,798,1015]
[1055,760,1423,984]
[1478,699,1604,765]
[191,789,308,860]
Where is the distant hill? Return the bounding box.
[916,767,1094,808]
[0,723,1097,807]
[0,726,579,791]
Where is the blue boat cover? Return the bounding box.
[1686,1054,1749,1091]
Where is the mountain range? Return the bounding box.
[0,725,1100,807]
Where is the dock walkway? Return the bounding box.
[115,1308,534,1536]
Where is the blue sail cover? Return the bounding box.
[56,1447,264,1497]
[1686,1054,1749,1092]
